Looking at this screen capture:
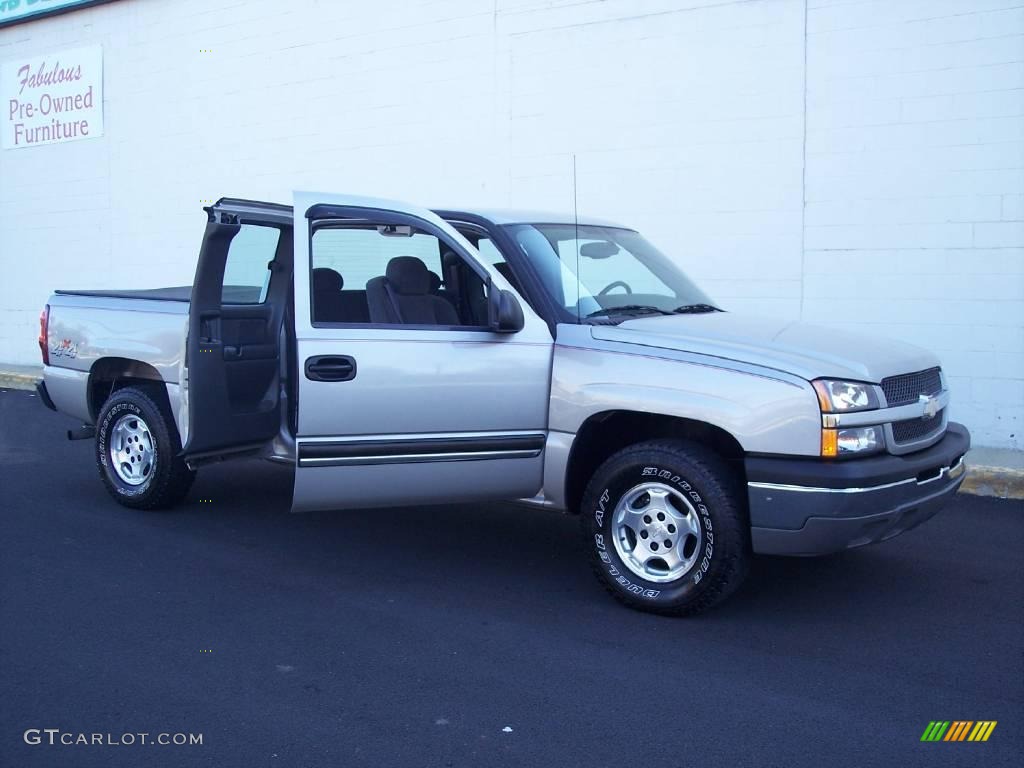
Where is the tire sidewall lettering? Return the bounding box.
[98,400,155,497]
[591,461,716,601]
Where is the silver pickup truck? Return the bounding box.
[37,192,970,615]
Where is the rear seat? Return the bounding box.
[338,289,370,323]
[311,268,370,323]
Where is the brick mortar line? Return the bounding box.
[2,371,1020,499]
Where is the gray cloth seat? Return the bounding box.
[312,267,370,323]
[442,250,488,325]
[428,270,442,294]
[367,256,460,326]
[312,268,346,322]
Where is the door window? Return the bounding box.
[310,224,487,328]
[222,224,281,304]
[313,227,443,289]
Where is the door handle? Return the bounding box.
[305,355,357,382]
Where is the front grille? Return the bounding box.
[881,367,942,407]
[892,409,945,444]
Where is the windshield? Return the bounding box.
[504,224,716,323]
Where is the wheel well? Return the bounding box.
[88,358,169,421]
[564,410,746,515]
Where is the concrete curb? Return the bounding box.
[0,371,39,391]
[960,466,1024,501]
[3,367,1021,499]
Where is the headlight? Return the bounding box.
[812,380,880,412]
[821,426,884,457]
[813,380,884,457]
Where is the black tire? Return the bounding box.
[580,439,749,616]
[95,386,195,510]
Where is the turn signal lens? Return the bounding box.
[821,428,838,457]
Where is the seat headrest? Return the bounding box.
[312,268,343,292]
[386,256,431,295]
[427,270,442,294]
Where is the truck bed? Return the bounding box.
[44,287,191,416]
[55,285,262,303]
[55,286,193,302]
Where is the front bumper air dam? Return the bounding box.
[746,423,970,556]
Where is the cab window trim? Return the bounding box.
[438,215,562,335]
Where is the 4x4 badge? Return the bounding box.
[50,339,78,359]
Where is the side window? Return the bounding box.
[310,224,487,328]
[222,224,280,304]
[456,230,532,302]
[475,237,505,266]
[480,235,529,296]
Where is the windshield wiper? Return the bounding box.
[585,305,673,319]
[672,303,722,314]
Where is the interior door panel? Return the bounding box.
[184,202,293,457]
[219,305,277,411]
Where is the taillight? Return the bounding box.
[38,305,49,365]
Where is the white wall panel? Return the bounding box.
[1,0,1021,448]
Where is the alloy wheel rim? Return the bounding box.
[611,481,702,583]
[109,413,156,486]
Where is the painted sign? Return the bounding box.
[2,45,103,149]
[0,1,114,28]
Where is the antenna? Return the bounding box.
[572,153,580,324]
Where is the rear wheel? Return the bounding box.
[580,439,749,616]
[95,386,195,509]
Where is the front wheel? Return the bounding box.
[95,386,195,509]
[580,440,749,616]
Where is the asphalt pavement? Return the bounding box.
[1,387,1021,767]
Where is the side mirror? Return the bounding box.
[489,287,524,333]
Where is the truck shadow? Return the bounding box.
[175,458,969,632]
[14,391,1015,672]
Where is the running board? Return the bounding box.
[67,425,96,441]
[513,492,558,509]
[183,441,268,469]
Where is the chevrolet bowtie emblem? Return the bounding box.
[920,393,939,419]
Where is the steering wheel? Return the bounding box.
[598,280,632,297]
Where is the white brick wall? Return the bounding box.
[802,0,1024,449]
[1,0,1021,449]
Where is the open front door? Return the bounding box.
[183,199,293,458]
[290,191,554,512]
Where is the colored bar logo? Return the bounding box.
[921,721,997,742]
